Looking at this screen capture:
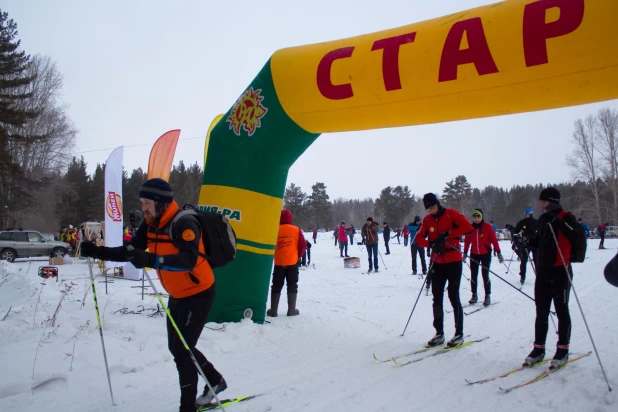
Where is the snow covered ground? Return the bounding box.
[0,233,616,412]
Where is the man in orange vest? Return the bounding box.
[267,209,307,317]
[80,178,225,412]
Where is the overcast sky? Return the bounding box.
[5,0,618,200]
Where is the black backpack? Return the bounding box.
[560,212,587,263]
[168,205,237,269]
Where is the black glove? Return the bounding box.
[497,252,504,264]
[129,250,158,269]
[427,248,431,257]
[80,241,101,259]
[432,232,449,254]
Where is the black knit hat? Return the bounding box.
[423,193,440,209]
[139,178,174,203]
[539,187,560,203]
[367,217,373,222]
[414,215,421,222]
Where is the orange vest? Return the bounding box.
[146,201,214,298]
[275,224,300,266]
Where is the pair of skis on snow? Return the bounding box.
[373,339,591,392]
[372,335,488,367]
[466,351,592,392]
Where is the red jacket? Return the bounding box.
[464,221,501,255]
[402,227,410,237]
[414,207,473,264]
[338,225,348,241]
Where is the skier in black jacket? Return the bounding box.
[382,222,391,255]
[524,187,581,368]
[513,208,539,285]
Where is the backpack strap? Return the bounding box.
[168,208,208,259]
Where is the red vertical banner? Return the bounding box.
[147,130,181,181]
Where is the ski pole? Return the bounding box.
[378,249,388,270]
[461,260,471,281]
[401,262,433,336]
[505,249,515,274]
[548,224,612,392]
[446,241,538,304]
[86,258,116,405]
[142,269,227,409]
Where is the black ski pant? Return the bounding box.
[404,236,409,247]
[431,261,464,336]
[534,265,572,346]
[334,236,338,246]
[313,237,316,244]
[411,244,427,274]
[167,286,222,407]
[384,239,390,254]
[470,253,491,296]
[600,233,605,249]
[349,234,354,245]
[272,263,300,294]
[339,240,348,256]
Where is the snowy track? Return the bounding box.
[0,235,616,411]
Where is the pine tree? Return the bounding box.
[123,167,146,219]
[306,182,332,229]
[57,156,90,226]
[283,183,308,228]
[442,175,473,212]
[0,9,36,226]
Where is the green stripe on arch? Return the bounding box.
[236,238,276,250]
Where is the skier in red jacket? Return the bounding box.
[414,193,473,348]
[463,209,504,307]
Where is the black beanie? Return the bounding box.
[423,193,440,209]
[139,178,174,203]
[367,217,373,222]
[539,187,560,203]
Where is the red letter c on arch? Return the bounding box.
[317,47,355,100]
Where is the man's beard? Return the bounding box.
[144,213,156,224]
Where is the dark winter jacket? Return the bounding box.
[515,216,539,239]
[383,225,391,240]
[362,222,380,245]
[415,206,473,264]
[464,221,501,256]
[530,208,579,268]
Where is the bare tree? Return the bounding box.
[566,116,602,223]
[596,108,618,224]
[5,55,77,229]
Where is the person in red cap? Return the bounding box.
[268,209,307,317]
[414,193,473,348]
[463,208,503,307]
[80,178,225,412]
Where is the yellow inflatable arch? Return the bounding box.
[199,0,618,323]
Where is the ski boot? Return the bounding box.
[374,269,379,273]
[427,334,445,347]
[196,377,228,406]
[550,345,569,369]
[266,292,280,317]
[447,334,464,348]
[483,295,491,307]
[468,293,478,304]
[413,270,417,276]
[523,344,545,367]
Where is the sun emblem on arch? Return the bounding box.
[227,87,268,136]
